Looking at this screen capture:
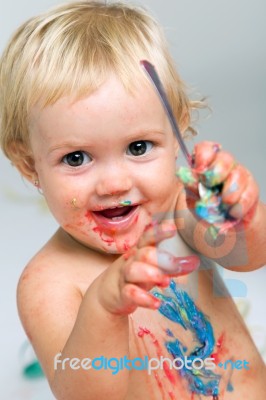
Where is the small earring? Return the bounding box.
[33,178,43,195]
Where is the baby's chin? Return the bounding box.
[99,240,138,255]
[64,224,142,255]
[74,236,137,256]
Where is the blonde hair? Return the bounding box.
[0,0,202,163]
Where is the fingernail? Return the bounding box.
[176,255,200,273]
[157,251,200,273]
[213,143,222,153]
[150,296,161,309]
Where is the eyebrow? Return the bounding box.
[48,129,165,153]
[48,142,92,153]
[126,129,165,139]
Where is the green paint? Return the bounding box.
[23,360,44,379]
[176,166,196,185]
[203,167,221,187]
[119,200,132,206]
[207,225,220,240]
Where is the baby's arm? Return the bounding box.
[17,225,199,400]
[177,141,266,270]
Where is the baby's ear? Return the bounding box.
[8,141,37,184]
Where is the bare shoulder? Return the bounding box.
[17,228,106,384]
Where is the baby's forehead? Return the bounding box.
[30,73,155,114]
[27,76,170,146]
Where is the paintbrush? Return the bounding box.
[140,60,192,167]
[140,60,235,235]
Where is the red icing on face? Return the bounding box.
[122,248,136,261]
[84,209,140,253]
[144,220,159,232]
[133,214,139,224]
[85,210,92,220]
[123,239,131,252]
[92,226,114,245]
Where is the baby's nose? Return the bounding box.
[95,166,133,196]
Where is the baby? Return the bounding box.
[0,1,265,399]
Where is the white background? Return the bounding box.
[0,0,265,398]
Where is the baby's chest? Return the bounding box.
[127,279,232,400]
[127,311,180,400]
[126,279,263,400]
[127,299,203,400]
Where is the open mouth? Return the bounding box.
[93,205,136,220]
[91,205,139,230]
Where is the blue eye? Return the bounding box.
[62,151,91,167]
[127,141,153,156]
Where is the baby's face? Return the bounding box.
[29,75,179,253]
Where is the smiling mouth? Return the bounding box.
[93,205,137,221]
[91,204,139,231]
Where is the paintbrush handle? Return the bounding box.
[140,60,192,166]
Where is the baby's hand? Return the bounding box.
[177,141,259,227]
[96,223,200,315]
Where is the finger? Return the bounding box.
[229,177,259,220]
[192,141,222,172]
[122,221,177,264]
[222,164,249,205]
[122,284,161,310]
[200,150,235,187]
[137,220,177,248]
[136,247,200,275]
[157,252,200,275]
[124,261,170,288]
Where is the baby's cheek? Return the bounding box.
[59,201,93,233]
[62,219,105,250]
